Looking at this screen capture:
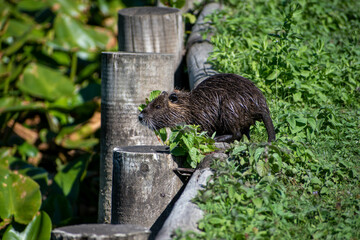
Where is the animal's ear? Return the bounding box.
[169,92,178,103]
[161,91,168,95]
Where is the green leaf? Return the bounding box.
[183,13,196,24]
[8,160,49,194]
[155,128,168,143]
[0,168,41,224]
[254,147,265,162]
[232,144,248,155]
[3,211,52,240]
[252,198,263,208]
[310,177,322,185]
[149,90,162,102]
[266,69,280,80]
[41,193,72,226]
[50,14,109,52]
[293,92,302,102]
[256,160,269,177]
[17,142,38,160]
[54,154,90,204]
[170,146,187,156]
[17,63,75,101]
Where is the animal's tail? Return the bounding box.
[261,112,276,142]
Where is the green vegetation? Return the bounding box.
[0,0,151,238]
[176,0,360,238]
[167,125,217,168]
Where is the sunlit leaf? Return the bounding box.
[0,168,41,225]
[3,211,52,240]
[50,14,109,52]
[17,63,75,101]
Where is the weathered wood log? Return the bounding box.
[118,7,183,69]
[99,52,175,223]
[51,224,150,240]
[155,3,224,238]
[155,168,212,239]
[186,3,221,89]
[112,146,185,238]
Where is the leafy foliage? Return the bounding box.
[168,125,217,168]
[0,0,153,238]
[176,0,360,238]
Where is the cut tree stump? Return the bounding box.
[99,52,175,223]
[112,146,185,238]
[118,7,183,69]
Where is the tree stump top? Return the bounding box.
[118,7,179,16]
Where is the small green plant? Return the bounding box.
[168,125,217,168]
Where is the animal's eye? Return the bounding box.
[155,105,161,109]
[169,93,178,103]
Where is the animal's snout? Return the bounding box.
[138,113,144,122]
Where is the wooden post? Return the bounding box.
[112,146,184,238]
[118,7,183,70]
[99,52,175,223]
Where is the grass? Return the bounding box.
[175,0,360,238]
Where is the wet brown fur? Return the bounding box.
[138,73,276,142]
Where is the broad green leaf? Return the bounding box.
[0,168,41,224]
[256,160,269,177]
[17,0,49,11]
[2,19,32,39]
[8,160,49,194]
[17,63,75,101]
[307,118,317,131]
[54,154,90,204]
[50,14,109,52]
[253,198,263,208]
[310,177,322,185]
[3,211,52,240]
[232,144,247,155]
[170,146,187,156]
[41,193,72,226]
[254,147,265,162]
[181,135,194,150]
[52,0,85,18]
[293,92,302,102]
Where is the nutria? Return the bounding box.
[138,73,276,142]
